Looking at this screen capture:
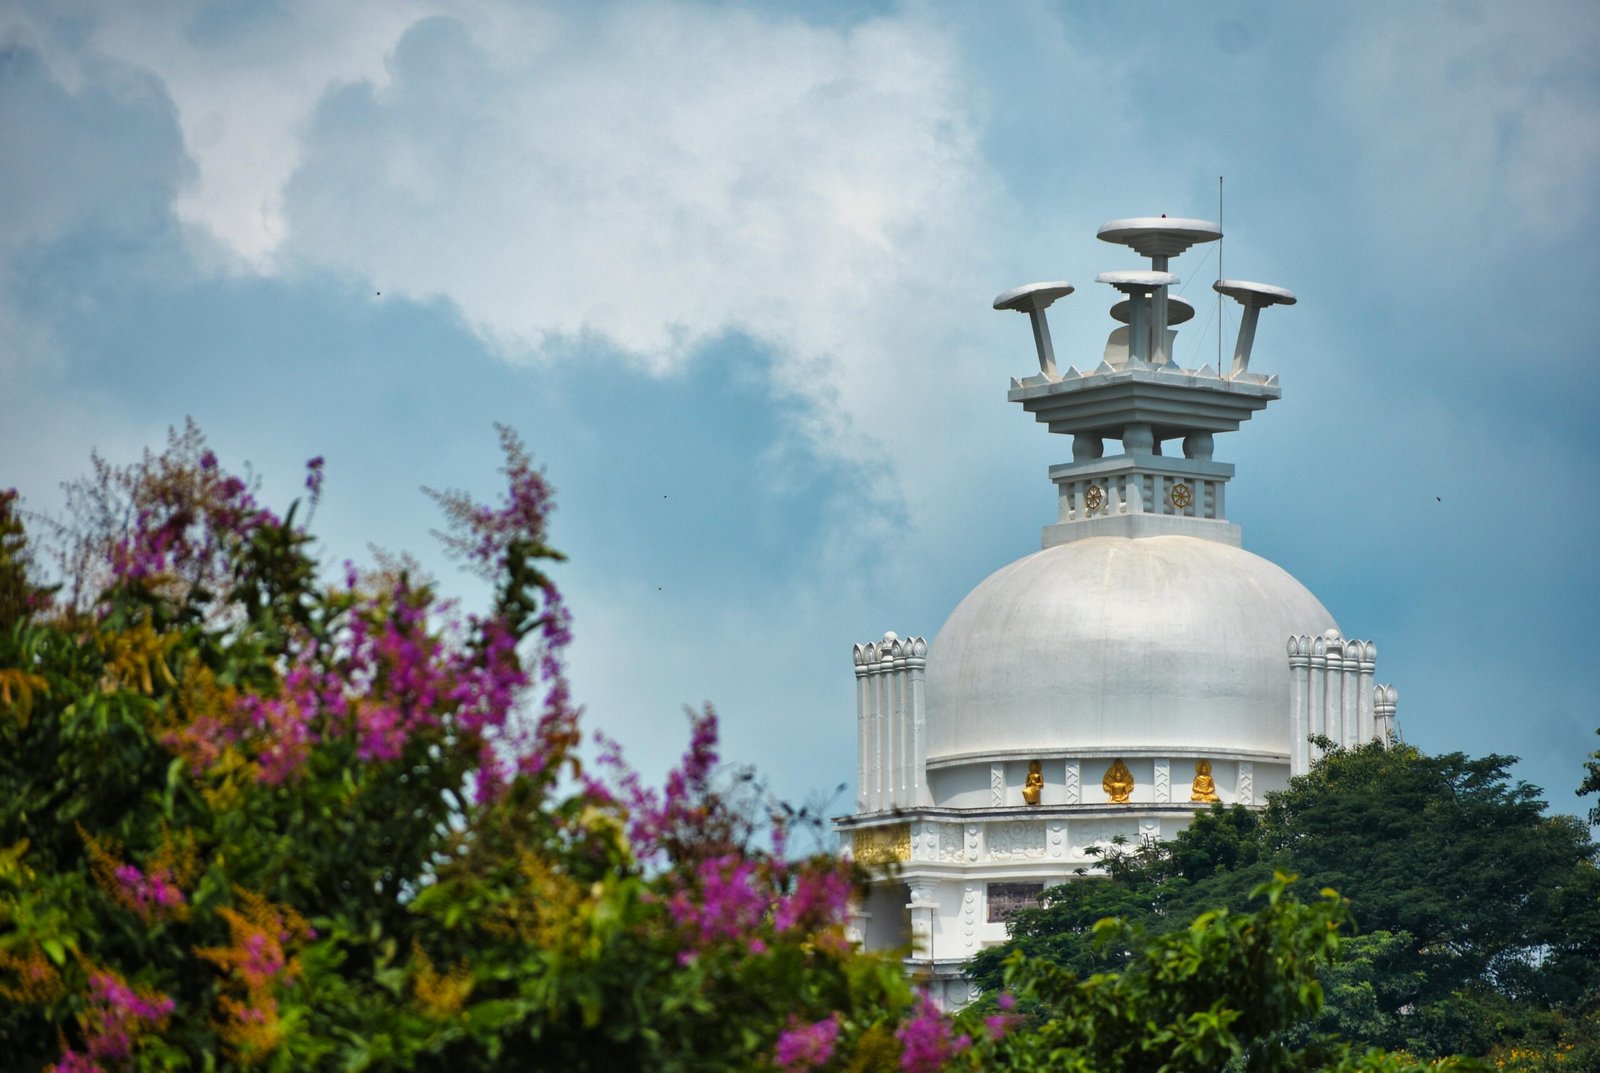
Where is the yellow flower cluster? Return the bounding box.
[1493,1042,1576,1071]
[0,667,49,727]
[411,939,474,1018]
[0,945,64,1005]
[99,620,179,695]
[482,850,589,959]
[195,887,314,1066]
[78,823,198,924]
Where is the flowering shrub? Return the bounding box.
[0,427,1482,1072]
[0,427,935,1072]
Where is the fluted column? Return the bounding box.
[907,880,939,959]
[853,644,872,810]
[1339,639,1360,748]
[852,633,929,813]
[1308,634,1328,761]
[879,646,896,807]
[1355,641,1377,743]
[887,642,906,806]
[1287,635,1311,775]
[906,638,931,806]
[1323,634,1345,747]
[1374,684,1399,742]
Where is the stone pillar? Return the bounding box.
[853,633,928,811]
[877,646,895,807]
[890,641,908,806]
[853,646,872,810]
[1339,640,1360,749]
[907,638,930,806]
[1355,641,1377,743]
[1323,634,1345,747]
[1287,635,1311,776]
[1374,684,1399,742]
[907,881,938,958]
[845,897,868,948]
[1308,634,1328,761]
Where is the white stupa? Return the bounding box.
[836,216,1400,1008]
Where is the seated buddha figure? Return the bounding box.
[1022,760,1044,806]
[1102,759,1134,803]
[1190,759,1220,803]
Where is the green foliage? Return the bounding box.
[1581,728,1600,829]
[970,741,1600,1063]
[955,876,1479,1073]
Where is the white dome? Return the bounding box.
[924,535,1336,762]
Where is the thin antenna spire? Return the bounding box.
[1218,176,1224,369]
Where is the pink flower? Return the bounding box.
[774,1015,840,1071]
[668,854,770,950]
[56,972,176,1069]
[896,995,969,1073]
[48,1052,102,1073]
[983,990,1018,1039]
[110,863,187,922]
[774,864,853,934]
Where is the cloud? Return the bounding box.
[278,5,1001,486]
[1326,1,1600,257]
[7,1,1012,545]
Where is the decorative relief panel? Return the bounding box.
[1064,760,1081,805]
[990,763,1005,806]
[986,882,1045,923]
[852,823,911,865]
[962,884,978,949]
[1048,822,1065,859]
[1070,819,1136,859]
[965,825,981,863]
[1154,758,1171,803]
[987,820,1046,861]
[938,823,963,863]
[1139,818,1159,845]
[1238,761,1254,806]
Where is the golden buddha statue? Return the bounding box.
[1022,760,1044,806]
[1102,758,1134,803]
[1190,759,1219,803]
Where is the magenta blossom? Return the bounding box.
[774,1014,841,1071]
[52,971,175,1071]
[110,863,186,921]
[774,863,853,935]
[668,854,770,952]
[984,992,1018,1041]
[896,995,970,1073]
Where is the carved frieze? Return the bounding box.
[933,823,960,862]
[852,823,911,865]
[988,820,1046,861]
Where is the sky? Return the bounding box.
[2,0,1598,828]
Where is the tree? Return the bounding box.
[958,875,1479,1073]
[1581,728,1600,829]
[971,742,1600,1060]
